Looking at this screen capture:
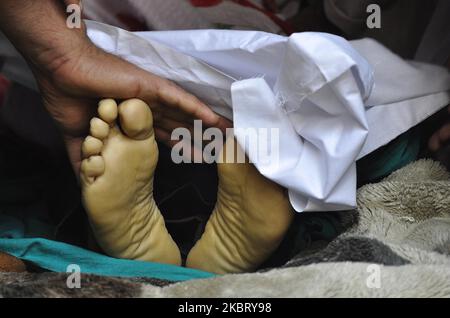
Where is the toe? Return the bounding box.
[118,99,154,140]
[81,156,105,180]
[98,99,118,125]
[429,132,441,152]
[82,136,103,158]
[90,117,110,140]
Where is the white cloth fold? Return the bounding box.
[85,21,450,212]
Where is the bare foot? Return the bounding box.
[80,99,181,265]
[186,137,294,274]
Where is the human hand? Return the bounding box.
[35,38,231,173]
[0,0,231,174]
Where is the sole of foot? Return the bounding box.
[81,98,181,266]
[186,137,294,274]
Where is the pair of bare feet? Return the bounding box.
[80,99,294,274]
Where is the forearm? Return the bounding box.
[0,0,87,73]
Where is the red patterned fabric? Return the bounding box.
[0,75,11,107]
[190,0,223,7]
[230,0,294,34]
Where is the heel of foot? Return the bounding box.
[186,137,294,274]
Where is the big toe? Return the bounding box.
[118,99,154,140]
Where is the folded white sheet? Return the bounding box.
[85,21,450,212]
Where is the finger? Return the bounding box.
[155,127,192,159]
[78,48,223,129]
[154,127,173,145]
[151,98,231,132]
[155,127,205,163]
[154,106,196,125]
[64,0,82,6]
[438,123,450,143]
[215,116,233,132]
[154,117,195,137]
[429,131,442,152]
[155,126,195,148]
[153,79,220,126]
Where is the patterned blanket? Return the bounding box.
[1,160,449,297]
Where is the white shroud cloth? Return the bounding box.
[85,21,450,212]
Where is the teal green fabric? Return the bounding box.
[0,212,214,281]
[0,238,214,281]
[357,127,421,184]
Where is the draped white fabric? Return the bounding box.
[86,21,450,212]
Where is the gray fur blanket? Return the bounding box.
[1,160,449,297]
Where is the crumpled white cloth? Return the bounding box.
[85,21,450,212]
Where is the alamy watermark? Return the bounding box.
[366,264,381,289]
[66,3,82,29]
[170,121,280,166]
[66,264,81,289]
[366,4,381,29]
